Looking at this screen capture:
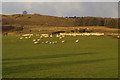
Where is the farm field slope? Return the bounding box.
[2,36,118,78]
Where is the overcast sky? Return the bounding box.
[2,2,119,18]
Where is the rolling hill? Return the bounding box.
[2,14,75,27]
[1,14,120,35]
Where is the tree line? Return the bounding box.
[74,17,119,29]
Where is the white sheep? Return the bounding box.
[22,34,33,37]
[37,39,41,41]
[62,35,65,37]
[117,36,120,38]
[50,35,53,37]
[59,37,63,39]
[20,37,23,40]
[75,39,79,43]
[56,34,59,37]
[45,41,49,43]
[49,42,52,44]
[40,36,43,39]
[62,40,65,43]
[28,36,31,39]
[52,42,55,44]
[34,41,39,44]
[25,37,28,39]
[33,39,36,42]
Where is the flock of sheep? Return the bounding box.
[60,33,105,36]
[19,32,119,44]
[20,33,79,44]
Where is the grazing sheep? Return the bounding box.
[25,37,28,39]
[49,42,52,44]
[34,41,39,44]
[62,35,65,37]
[75,39,79,43]
[37,39,41,41]
[50,35,53,37]
[20,37,23,40]
[22,34,33,37]
[33,39,36,42]
[59,33,104,36]
[52,42,55,44]
[28,36,31,39]
[56,34,59,37]
[41,34,49,37]
[59,37,63,39]
[62,40,65,43]
[116,35,120,39]
[40,36,43,39]
[45,41,49,43]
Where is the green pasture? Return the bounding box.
[2,35,118,78]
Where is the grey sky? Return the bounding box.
[2,2,118,18]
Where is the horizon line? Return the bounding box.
[1,13,119,18]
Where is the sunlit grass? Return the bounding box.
[2,35,118,78]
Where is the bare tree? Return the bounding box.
[23,11,27,14]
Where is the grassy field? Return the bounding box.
[2,35,118,78]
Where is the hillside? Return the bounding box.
[2,14,75,27]
[2,14,119,29]
[1,14,120,35]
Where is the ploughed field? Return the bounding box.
[2,35,118,78]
